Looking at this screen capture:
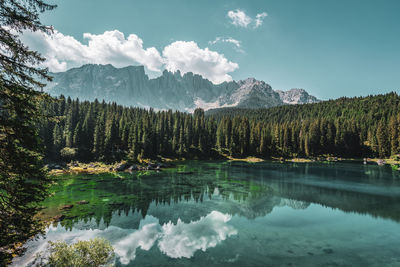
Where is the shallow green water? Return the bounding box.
[14,161,400,266]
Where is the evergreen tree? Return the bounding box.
[37,93,400,164]
[92,111,106,159]
[52,123,63,159]
[376,119,390,157]
[389,116,399,155]
[104,116,118,160]
[0,0,56,262]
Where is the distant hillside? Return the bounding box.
[45,64,320,112]
[206,93,400,123]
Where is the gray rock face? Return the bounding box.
[276,88,320,105]
[231,78,283,108]
[47,64,150,106]
[46,64,319,111]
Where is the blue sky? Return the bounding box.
[29,0,400,99]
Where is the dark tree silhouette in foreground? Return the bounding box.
[0,0,56,263]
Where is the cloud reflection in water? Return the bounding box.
[159,211,237,258]
[16,211,237,266]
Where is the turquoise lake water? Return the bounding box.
[13,161,400,266]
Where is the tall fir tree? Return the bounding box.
[0,0,56,262]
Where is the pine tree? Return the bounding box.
[0,0,56,262]
[184,116,192,150]
[80,105,94,159]
[64,104,74,147]
[178,122,185,155]
[92,112,106,159]
[36,92,400,163]
[283,125,291,156]
[104,116,118,160]
[127,123,138,162]
[389,116,399,155]
[259,129,268,157]
[376,119,390,158]
[52,123,63,158]
[72,122,82,150]
[397,115,400,154]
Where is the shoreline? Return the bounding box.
[47,156,400,176]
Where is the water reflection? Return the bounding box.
[16,209,237,266]
[13,161,400,266]
[158,211,236,259]
[43,161,400,227]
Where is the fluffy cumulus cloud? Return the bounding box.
[82,31,164,72]
[13,211,237,266]
[163,41,239,84]
[20,30,164,72]
[19,30,238,84]
[227,9,268,28]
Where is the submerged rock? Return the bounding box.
[46,163,65,170]
[377,159,386,166]
[128,165,138,172]
[59,204,74,210]
[147,162,162,170]
[126,162,174,172]
[115,162,129,171]
[53,214,65,222]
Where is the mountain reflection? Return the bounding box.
[14,161,400,267]
[42,160,400,230]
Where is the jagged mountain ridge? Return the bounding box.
[46,64,320,111]
[276,88,319,104]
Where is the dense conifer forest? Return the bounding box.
[38,92,400,163]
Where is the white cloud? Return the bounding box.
[19,30,164,72]
[82,31,165,72]
[227,9,268,29]
[209,37,244,53]
[163,41,239,84]
[20,30,238,84]
[227,9,252,28]
[255,12,268,28]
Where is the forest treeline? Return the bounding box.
[38,92,400,162]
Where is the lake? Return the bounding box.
[13,161,400,266]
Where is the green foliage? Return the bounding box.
[0,0,56,263]
[38,238,114,267]
[206,93,400,124]
[60,147,77,161]
[39,93,400,162]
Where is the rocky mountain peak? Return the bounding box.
[276,88,320,105]
[46,64,320,111]
[239,77,266,86]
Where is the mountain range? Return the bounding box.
[45,64,320,111]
